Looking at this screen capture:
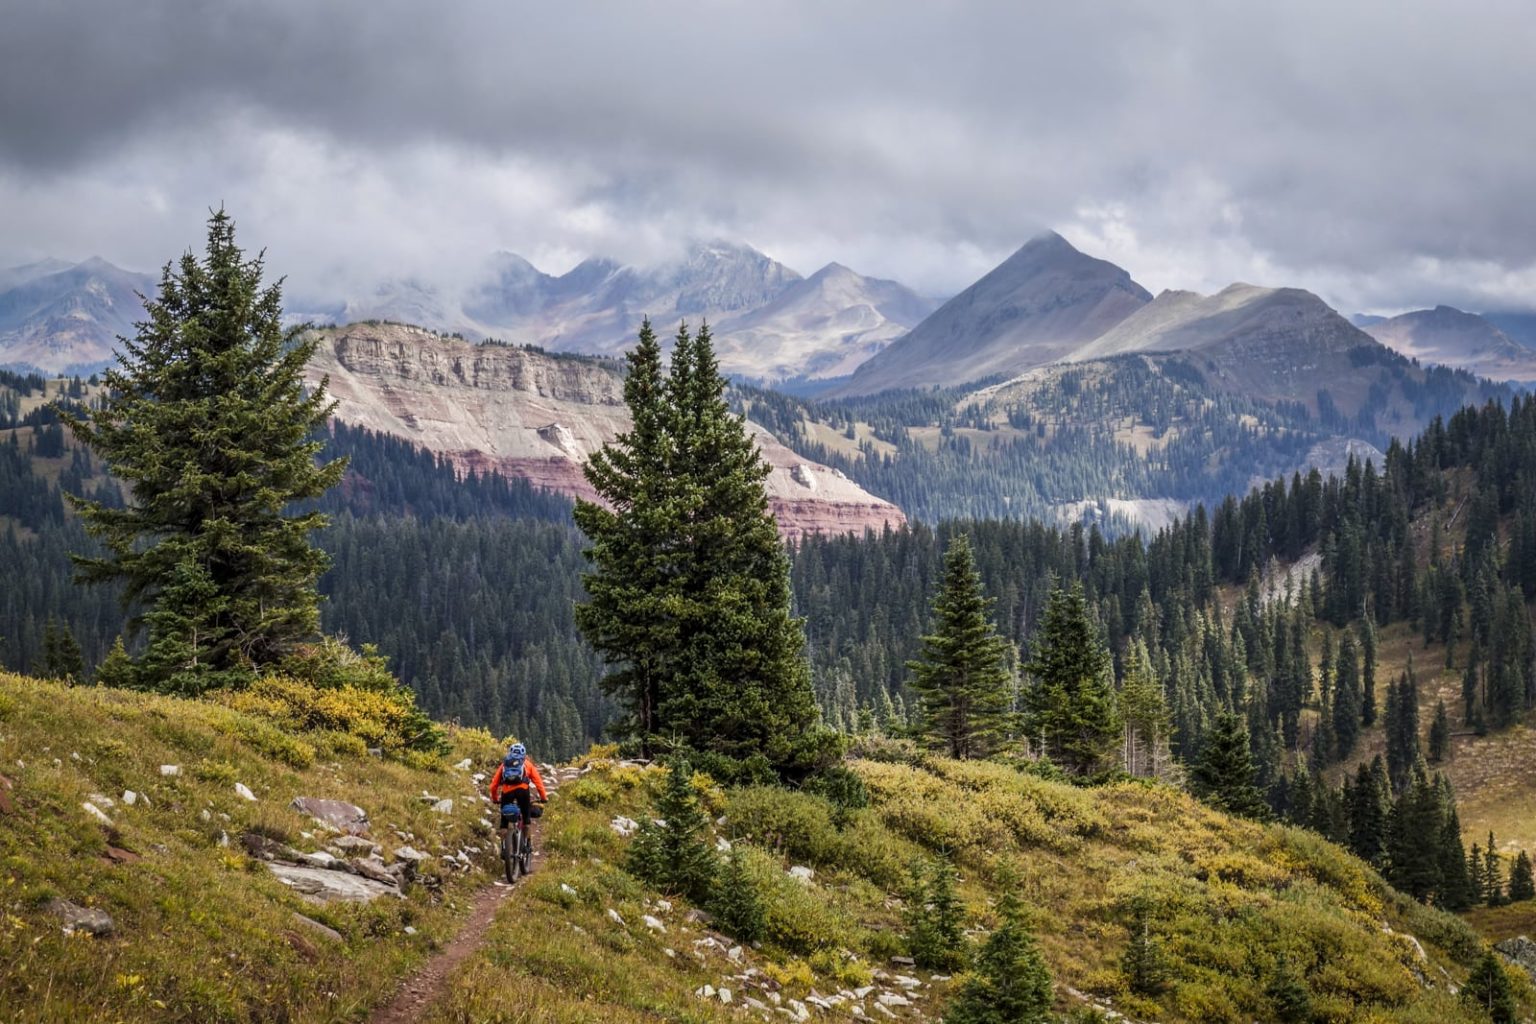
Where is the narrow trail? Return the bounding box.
[371,783,555,1024]
[369,880,514,1024]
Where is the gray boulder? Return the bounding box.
[268,863,401,903]
[47,898,114,937]
[291,797,370,835]
[1495,935,1536,983]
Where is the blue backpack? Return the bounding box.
[500,755,527,803]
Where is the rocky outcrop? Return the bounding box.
[306,323,905,539]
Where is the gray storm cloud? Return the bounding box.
[1,0,1534,312]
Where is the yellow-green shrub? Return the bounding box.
[220,674,438,757]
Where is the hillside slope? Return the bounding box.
[0,674,507,1022]
[304,321,905,539]
[1362,306,1536,384]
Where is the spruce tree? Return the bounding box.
[1346,758,1389,867]
[1484,833,1506,907]
[1266,956,1312,1024]
[1428,699,1451,763]
[710,844,766,943]
[1190,711,1268,819]
[904,857,969,971]
[1333,633,1362,758]
[1119,638,1172,778]
[943,879,1052,1024]
[41,618,85,683]
[63,210,344,694]
[1462,949,1517,1024]
[1022,585,1118,776]
[1120,898,1169,996]
[575,319,677,755]
[577,322,821,774]
[625,757,718,903]
[95,636,134,689]
[1508,851,1535,902]
[908,534,1014,760]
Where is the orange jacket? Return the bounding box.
[489,758,547,802]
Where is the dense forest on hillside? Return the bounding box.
[4,367,1534,815]
[741,352,1509,524]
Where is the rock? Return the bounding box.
[876,992,910,1007]
[607,908,626,927]
[653,899,672,913]
[430,799,454,814]
[718,987,733,1004]
[290,912,343,942]
[610,816,639,837]
[893,975,921,989]
[393,846,428,863]
[122,790,138,807]
[82,801,113,827]
[715,837,733,853]
[292,797,370,835]
[1496,935,1536,983]
[47,898,114,937]
[788,865,814,883]
[353,856,404,887]
[268,863,401,903]
[366,747,383,758]
[560,883,578,896]
[102,845,141,865]
[404,925,417,936]
[889,956,915,967]
[159,764,180,776]
[789,998,810,1021]
[328,835,380,856]
[684,907,715,926]
[728,945,743,962]
[296,850,355,873]
[453,758,473,771]
[643,914,667,933]
[853,986,875,999]
[234,782,257,802]
[695,984,716,1000]
[88,793,115,808]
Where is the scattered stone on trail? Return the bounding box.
[234,782,258,802]
[82,801,113,827]
[1496,935,1536,983]
[430,799,454,814]
[159,764,180,776]
[607,908,626,927]
[292,797,370,835]
[47,898,114,937]
[610,815,639,837]
[268,863,401,903]
[643,914,666,933]
[290,911,343,943]
[788,865,814,883]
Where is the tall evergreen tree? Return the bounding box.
[1333,633,1362,758]
[63,210,344,694]
[908,534,1014,760]
[577,322,821,774]
[1190,711,1269,819]
[1119,638,1173,778]
[1509,851,1535,903]
[1022,584,1118,776]
[1347,757,1390,867]
[40,618,85,683]
[1428,699,1452,763]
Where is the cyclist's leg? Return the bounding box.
[515,789,533,847]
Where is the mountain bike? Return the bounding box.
[500,806,532,883]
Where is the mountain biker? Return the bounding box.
[489,743,548,840]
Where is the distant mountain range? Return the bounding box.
[5,234,1535,395]
[0,258,155,374]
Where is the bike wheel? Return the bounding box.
[509,829,528,884]
[519,827,532,876]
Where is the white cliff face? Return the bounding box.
[306,322,905,539]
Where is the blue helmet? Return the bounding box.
[508,742,527,758]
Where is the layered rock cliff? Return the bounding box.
[305,322,905,539]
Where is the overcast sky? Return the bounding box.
[2,0,1534,313]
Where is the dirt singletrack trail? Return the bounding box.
[371,791,554,1024]
[368,879,514,1024]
